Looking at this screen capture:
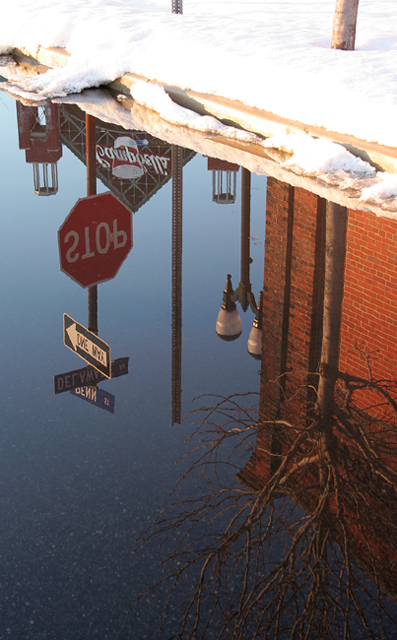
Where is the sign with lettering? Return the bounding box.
[63,313,111,378]
[58,191,132,288]
[70,386,115,413]
[59,108,196,215]
[96,135,170,179]
[54,357,129,395]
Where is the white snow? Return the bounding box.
[1,0,397,211]
[361,173,397,202]
[51,87,397,216]
[263,134,376,177]
[129,81,260,143]
[1,1,396,144]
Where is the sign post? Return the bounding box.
[63,313,111,378]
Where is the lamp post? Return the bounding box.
[216,274,263,359]
[215,167,264,359]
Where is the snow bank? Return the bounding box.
[1,0,397,148]
[263,135,376,177]
[2,0,396,213]
[129,81,260,143]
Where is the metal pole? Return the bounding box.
[86,114,98,335]
[171,145,183,424]
[240,168,251,307]
[88,286,98,335]
[171,0,183,14]
[86,114,97,197]
[236,168,256,312]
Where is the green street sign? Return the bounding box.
[63,313,111,378]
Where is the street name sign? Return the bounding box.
[58,191,132,288]
[63,313,111,378]
[54,357,129,395]
[70,386,115,414]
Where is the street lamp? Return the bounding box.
[213,167,263,358]
[215,274,242,341]
[216,274,263,359]
[247,290,264,359]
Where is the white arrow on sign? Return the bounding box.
[66,322,108,367]
[63,313,111,378]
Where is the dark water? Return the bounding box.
[0,92,265,638]
[1,90,397,640]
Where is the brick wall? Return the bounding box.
[259,179,325,426]
[340,208,397,380]
[260,182,397,420]
[240,179,325,489]
[247,178,397,486]
[241,180,397,599]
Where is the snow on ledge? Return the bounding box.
[0,0,397,148]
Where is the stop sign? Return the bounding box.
[58,192,132,287]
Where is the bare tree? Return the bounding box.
[331,0,360,50]
[132,202,397,638]
[134,376,397,639]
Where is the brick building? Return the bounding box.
[238,176,397,599]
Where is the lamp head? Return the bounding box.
[216,275,242,341]
[247,290,263,359]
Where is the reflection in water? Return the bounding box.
[172,145,183,425]
[59,103,195,213]
[216,168,263,357]
[146,384,396,639]
[16,101,62,195]
[86,113,98,335]
[138,179,397,638]
[208,158,239,205]
[55,103,263,422]
[58,103,196,421]
[5,90,396,638]
[2,91,266,640]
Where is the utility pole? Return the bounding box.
[331,0,360,50]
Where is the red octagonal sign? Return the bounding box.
[58,192,132,288]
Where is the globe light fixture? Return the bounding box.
[216,274,242,341]
[216,274,263,358]
[247,290,264,360]
[214,167,264,358]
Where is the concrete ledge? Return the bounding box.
[11,45,397,174]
